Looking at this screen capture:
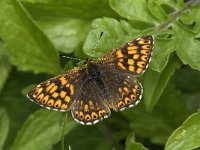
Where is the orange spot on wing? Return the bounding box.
[133,54,139,59]
[130,94,136,101]
[129,66,135,72]
[141,55,148,61]
[79,112,84,120]
[133,88,139,95]
[54,100,62,108]
[117,62,126,70]
[136,68,143,74]
[61,104,67,110]
[84,104,89,112]
[123,87,129,93]
[91,112,98,120]
[43,95,49,102]
[138,40,150,44]
[98,110,106,116]
[37,93,44,101]
[125,97,131,104]
[116,50,123,58]
[60,91,66,98]
[141,50,150,55]
[89,100,94,109]
[117,101,125,108]
[137,61,145,68]
[59,76,67,85]
[128,59,134,65]
[47,99,54,106]
[118,87,123,93]
[127,46,138,50]
[49,85,58,93]
[52,92,59,98]
[128,50,137,54]
[64,96,70,103]
[70,85,74,95]
[142,45,150,49]
[46,83,55,92]
[85,114,91,121]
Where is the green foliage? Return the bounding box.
[0,0,200,150]
[0,109,9,150]
[10,110,76,150]
[165,111,200,150]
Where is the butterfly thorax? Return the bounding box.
[86,60,101,81]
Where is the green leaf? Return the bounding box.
[0,43,11,93]
[181,92,200,114]
[175,66,200,93]
[21,0,120,20]
[156,81,189,129]
[142,54,182,112]
[179,2,200,32]
[0,69,50,149]
[148,0,168,21]
[10,110,77,150]
[0,108,9,150]
[37,18,91,54]
[109,0,157,24]
[122,80,188,145]
[0,0,61,74]
[165,111,200,150]
[122,104,173,145]
[125,132,149,150]
[146,0,177,14]
[150,35,175,72]
[173,22,200,71]
[83,17,143,58]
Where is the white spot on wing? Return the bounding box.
[104,115,108,119]
[128,104,134,108]
[86,122,92,125]
[135,100,140,105]
[93,120,99,124]
[46,107,50,110]
[120,107,126,111]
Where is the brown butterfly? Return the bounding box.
[27,35,154,125]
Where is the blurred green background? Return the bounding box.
[0,0,200,150]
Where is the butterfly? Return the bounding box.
[27,35,154,125]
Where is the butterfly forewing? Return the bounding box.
[27,68,85,111]
[99,35,154,75]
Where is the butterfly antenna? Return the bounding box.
[91,31,104,56]
[59,54,83,61]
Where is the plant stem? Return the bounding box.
[155,0,200,33]
[61,113,68,150]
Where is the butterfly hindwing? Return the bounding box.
[71,79,111,125]
[114,75,143,111]
[98,64,143,111]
